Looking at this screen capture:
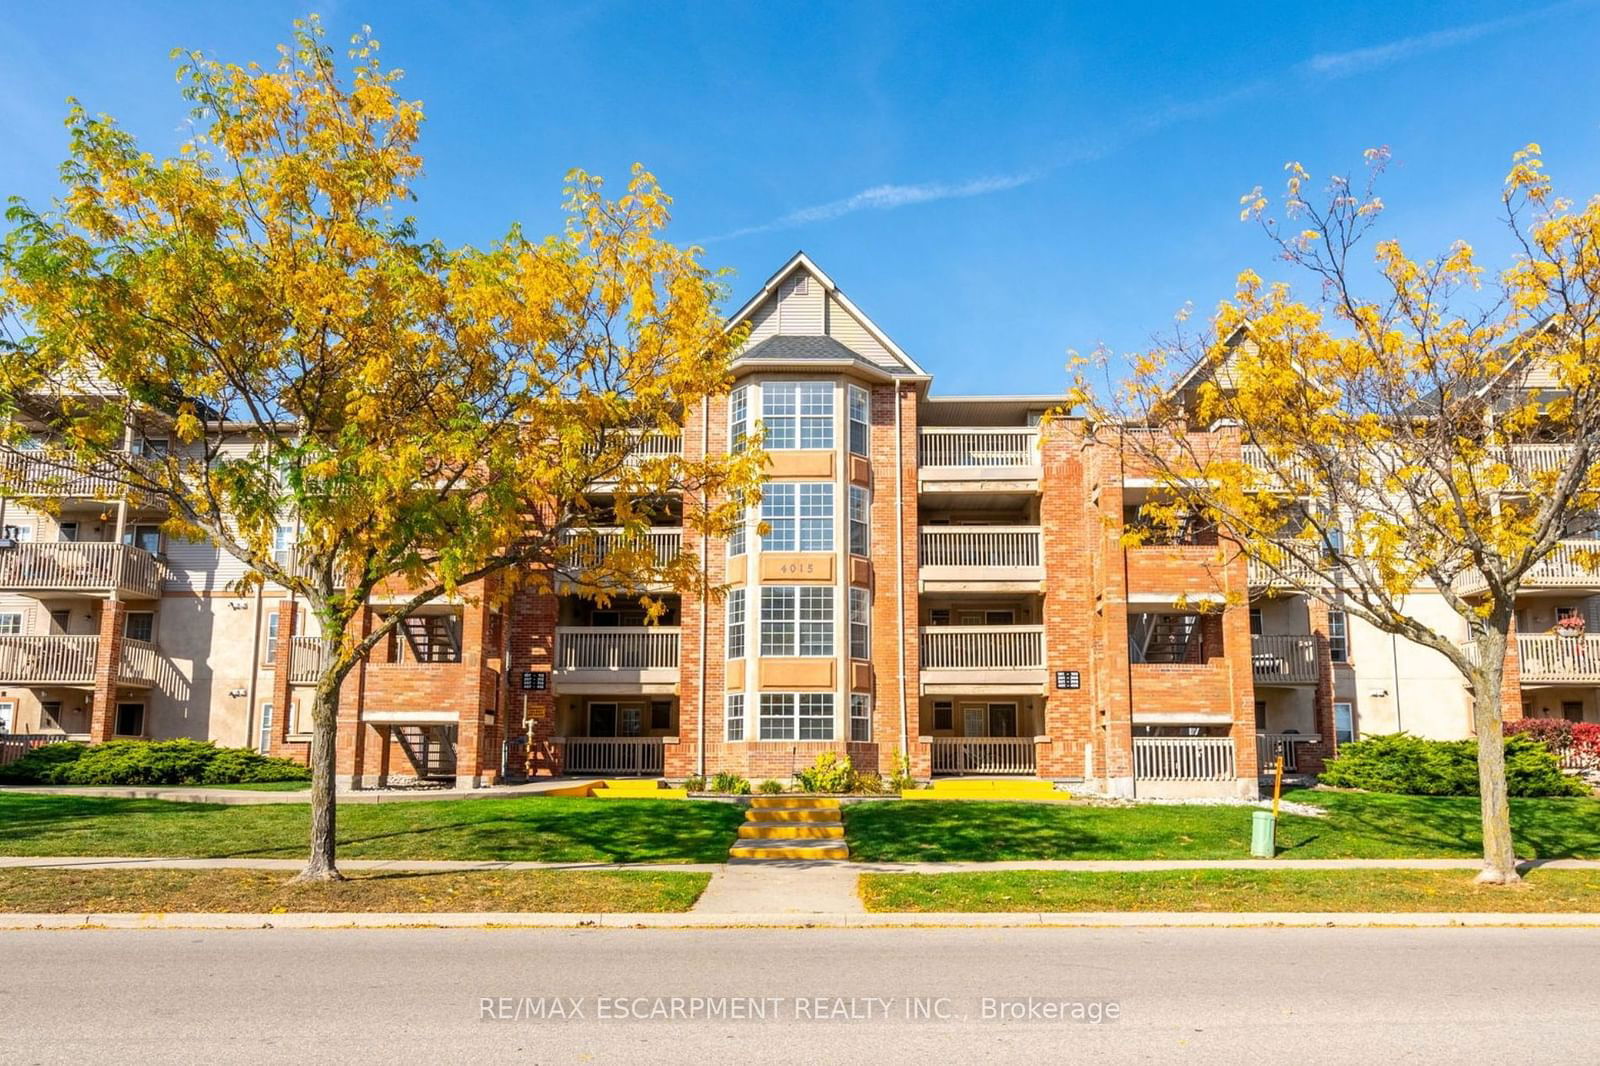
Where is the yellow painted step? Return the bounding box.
[597,779,668,790]
[749,796,841,810]
[744,807,836,823]
[592,787,689,800]
[901,784,1071,803]
[737,823,845,840]
[728,841,849,860]
[923,779,1057,794]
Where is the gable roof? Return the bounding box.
[726,251,929,378]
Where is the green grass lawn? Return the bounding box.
[844,789,1600,862]
[0,793,742,864]
[859,868,1600,913]
[0,868,708,913]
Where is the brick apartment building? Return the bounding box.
[2,252,1596,796]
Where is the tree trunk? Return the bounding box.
[292,678,345,883]
[1471,629,1520,885]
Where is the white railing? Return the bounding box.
[119,638,159,685]
[560,527,683,570]
[1506,444,1576,475]
[1525,541,1600,587]
[1513,634,1600,684]
[920,626,1044,670]
[556,627,681,671]
[918,428,1039,468]
[1241,444,1316,489]
[919,526,1042,568]
[627,430,683,457]
[0,635,99,684]
[930,737,1037,776]
[289,636,334,684]
[1251,634,1319,684]
[1248,542,1327,588]
[1134,736,1237,781]
[1256,732,1322,773]
[563,736,665,776]
[0,542,162,598]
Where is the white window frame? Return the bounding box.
[726,693,745,742]
[849,587,870,660]
[264,611,279,665]
[848,485,870,556]
[1333,701,1355,745]
[258,703,273,753]
[727,507,746,558]
[847,384,870,456]
[0,612,22,636]
[729,385,750,453]
[760,483,833,552]
[272,525,295,569]
[0,700,14,735]
[725,588,746,659]
[1328,610,1348,663]
[759,586,833,657]
[761,381,833,450]
[850,692,871,742]
[123,611,154,643]
[759,692,835,741]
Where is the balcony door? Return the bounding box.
[588,702,618,738]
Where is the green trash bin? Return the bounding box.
[1250,810,1277,858]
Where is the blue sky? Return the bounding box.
[4,1,1599,393]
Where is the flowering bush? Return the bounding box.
[1506,719,1600,771]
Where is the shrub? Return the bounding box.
[0,739,309,786]
[681,776,706,793]
[1319,732,1588,798]
[794,753,854,793]
[710,771,751,795]
[851,772,885,795]
[888,755,917,793]
[757,779,785,794]
[1506,719,1600,770]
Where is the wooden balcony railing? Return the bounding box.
[555,627,681,672]
[919,626,1044,670]
[289,636,334,684]
[1133,736,1237,781]
[0,452,160,504]
[1248,543,1328,589]
[1468,633,1600,684]
[918,428,1039,469]
[1251,634,1320,685]
[0,542,163,598]
[0,634,160,686]
[929,737,1037,776]
[919,526,1042,569]
[562,736,666,776]
[1256,732,1322,773]
[1456,540,1600,596]
[560,527,683,571]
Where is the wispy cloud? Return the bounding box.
[703,172,1039,243]
[1302,1,1581,78]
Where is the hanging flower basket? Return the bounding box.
[1553,616,1587,638]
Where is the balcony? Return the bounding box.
[554,626,680,692]
[929,737,1037,776]
[591,431,684,487]
[1251,634,1320,686]
[289,636,334,685]
[0,452,159,506]
[919,625,1046,694]
[1247,541,1329,591]
[559,527,683,586]
[0,635,160,687]
[1469,634,1600,686]
[918,428,1040,493]
[561,736,666,776]
[0,542,163,599]
[918,526,1043,592]
[1456,540,1600,596]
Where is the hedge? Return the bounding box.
[1318,733,1590,798]
[0,739,311,786]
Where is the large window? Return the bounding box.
[850,692,871,741]
[729,386,750,452]
[1333,701,1355,745]
[726,588,746,659]
[760,483,833,552]
[760,586,833,656]
[849,587,870,660]
[123,612,154,643]
[759,692,835,741]
[727,507,746,558]
[848,385,870,456]
[761,382,833,450]
[1328,610,1348,663]
[726,693,745,741]
[0,613,21,636]
[848,485,870,556]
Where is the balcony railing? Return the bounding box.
[0,542,163,598]
[1251,634,1320,685]
[918,428,1039,469]
[1256,732,1322,773]
[560,527,683,571]
[1247,542,1328,589]
[920,626,1044,670]
[562,736,665,776]
[1471,633,1600,684]
[555,627,681,672]
[929,737,1037,776]
[289,636,334,684]
[1240,444,1317,489]
[919,526,1042,569]
[0,452,159,504]
[1505,444,1576,475]
[0,634,160,686]
[1456,540,1600,596]
[1133,736,1237,781]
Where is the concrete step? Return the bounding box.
[749,796,841,810]
[591,787,689,800]
[737,822,845,840]
[743,806,838,823]
[903,779,1070,803]
[728,839,850,861]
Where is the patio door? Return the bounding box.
[619,704,644,737]
[961,704,987,737]
[588,702,618,737]
[987,703,1018,737]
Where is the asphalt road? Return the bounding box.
[6,927,1598,1064]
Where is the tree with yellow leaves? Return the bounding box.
[1077,146,1600,883]
[0,18,762,881]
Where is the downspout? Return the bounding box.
[1120,435,1137,797]
[698,396,709,779]
[895,387,909,761]
[244,583,264,748]
[1390,632,1403,734]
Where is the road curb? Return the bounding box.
[6,910,1600,931]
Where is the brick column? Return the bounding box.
[1499,614,1524,722]
[1039,422,1095,780]
[334,606,372,789]
[452,594,490,786]
[1301,597,1339,772]
[1092,448,1135,796]
[871,383,922,778]
[1221,583,1260,797]
[510,586,560,776]
[88,600,129,741]
[266,599,299,760]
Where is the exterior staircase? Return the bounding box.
[728,795,848,860]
